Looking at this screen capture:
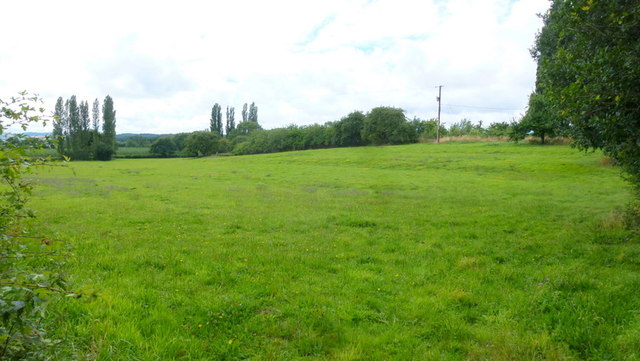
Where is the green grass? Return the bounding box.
[27,142,639,360]
[114,147,153,158]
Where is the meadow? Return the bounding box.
[27,142,639,360]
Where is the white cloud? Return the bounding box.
[0,0,549,133]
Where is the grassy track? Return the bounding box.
[28,142,639,360]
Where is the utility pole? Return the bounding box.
[436,85,443,143]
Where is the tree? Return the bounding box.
[77,100,91,159]
[210,103,223,136]
[171,132,190,152]
[486,121,512,137]
[53,97,65,156]
[101,95,116,159]
[362,106,415,145]
[532,0,640,189]
[184,131,221,157]
[228,120,262,139]
[519,92,557,144]
[92,98,100,131]
[416,118,447,140]
[333,111,365,147]
[249,102,258,123]
[150,136,178,157]
[225,106,235,135]
[448,119,474,136]
[242,103,248,122]
[67,95,81,157]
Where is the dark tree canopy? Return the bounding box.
[184,131,221,157]
[333,111,365,147]
[362,107,417,145]
[150,136,178,157]
[532,0,640,189]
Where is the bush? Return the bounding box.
[150,137,178,157]
[184,131,221,157]
[0,92,73,359]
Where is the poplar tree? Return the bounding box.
[101,95,117,160]
[249,102,258,123]
[92,98,100,131]
[210,103,223,136]
[68,95,81,157]
[53,97,65,156]
[77,101,91,159]
[242,103,248,122]
[226,106,236,135]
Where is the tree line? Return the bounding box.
[52,95,117,160]
[147,105,523,158]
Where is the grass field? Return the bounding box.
[114,147,153,158]
[27,142,639,360]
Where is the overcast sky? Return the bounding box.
[0,0,550,134]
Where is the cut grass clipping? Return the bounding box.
[28,142,639,360]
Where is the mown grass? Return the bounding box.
[27,142,639,360]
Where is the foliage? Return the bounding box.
[248,102,258,123]
[362,107,417,145]
[30,143,635,359]
[91,99,100,132]
[52,95,116,160]
[532,0,640,191]
[225,106,235,138]
[518,92,557,144]
[412,118,447,140]
[184,131,221,157]
[149,137,178,158]
[228,121,262,140]
[210,103,223,137]
[117,135,156,148]
[101,95,117,159]
[485,121,512,137]
[241,103,248,122]
[332,111,365,147]
[447,119,486,137]
[0,92,71,360]
[171,133,190,152]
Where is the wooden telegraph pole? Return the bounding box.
[436,85,443,143]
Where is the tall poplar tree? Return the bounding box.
[68,95,81,157]
[53,97,65,156]
[210,103,223,136]
[226,106,236,135]
[101,95,117,160]
[249,102,258,123]
[242,103,248,122]
[92,98,100,131]
[77,100,91,159]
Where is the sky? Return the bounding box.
[0,0,550,134]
